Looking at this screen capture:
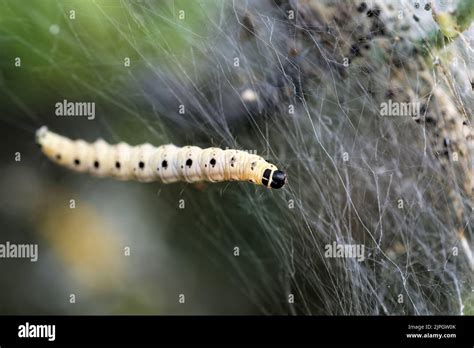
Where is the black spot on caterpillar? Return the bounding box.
[35,126,287,189]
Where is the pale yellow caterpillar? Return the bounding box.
[35,126,287,189]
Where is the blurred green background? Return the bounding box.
[0,0,283,315]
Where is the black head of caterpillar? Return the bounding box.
[261,168,287,189]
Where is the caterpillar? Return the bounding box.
[35,126,287,189]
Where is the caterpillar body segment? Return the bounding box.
[35,126,287,189]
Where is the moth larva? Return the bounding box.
[35,126,287,189]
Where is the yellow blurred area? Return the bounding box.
[37,188,125,292]
[434,12,459,38]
